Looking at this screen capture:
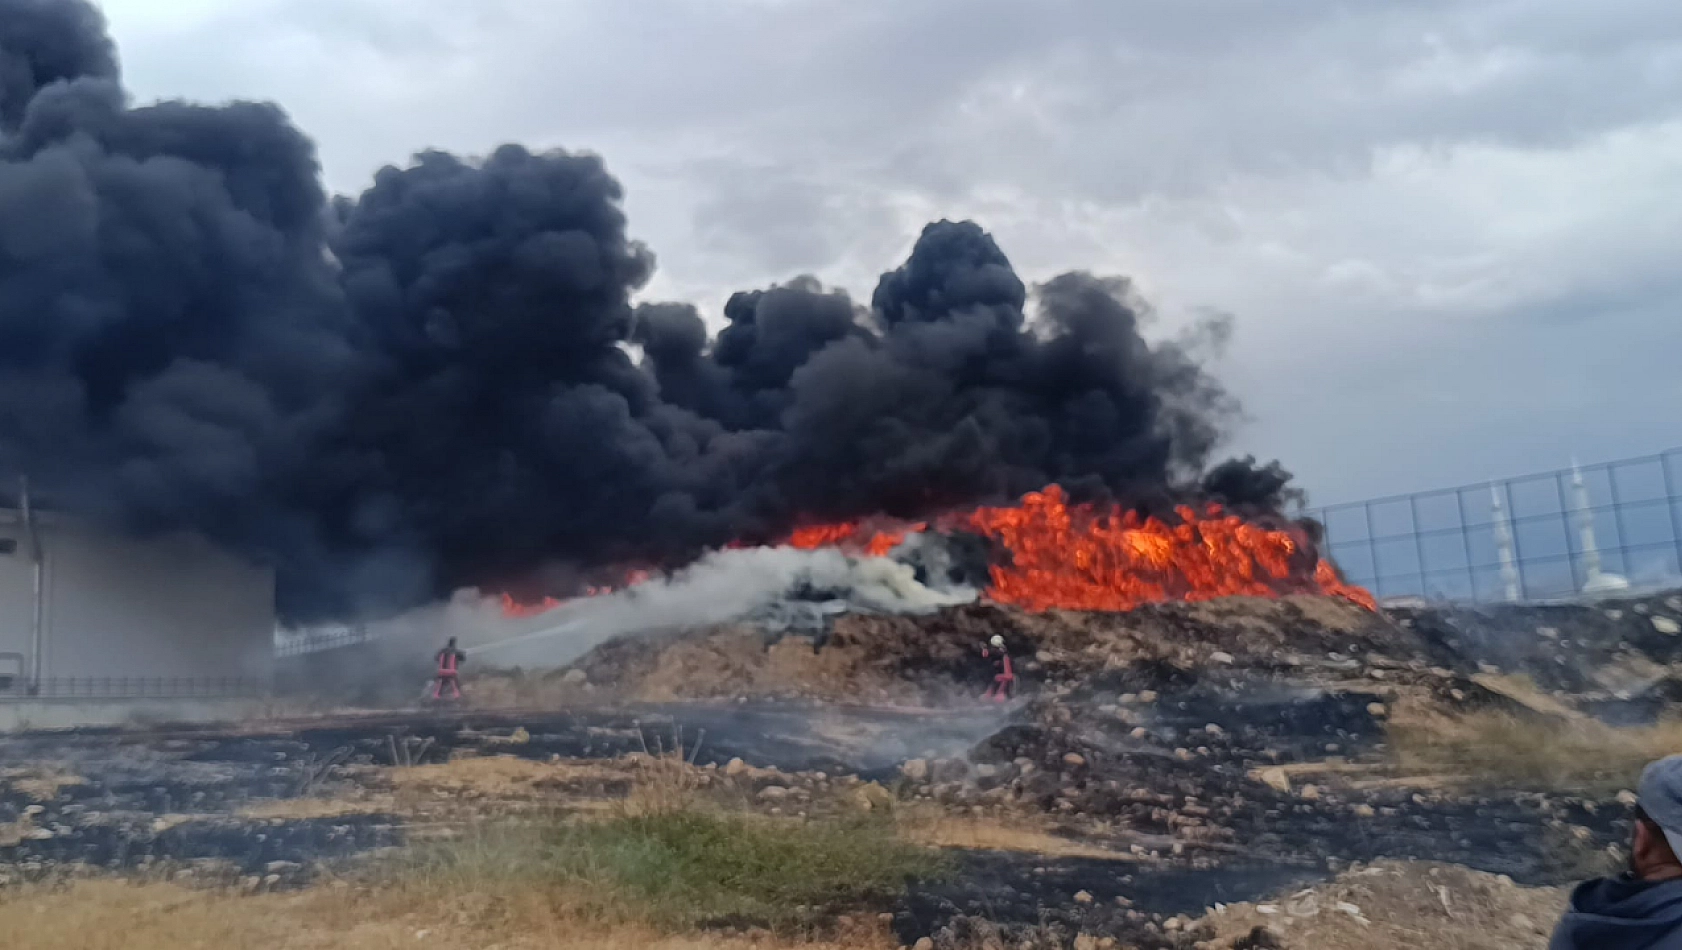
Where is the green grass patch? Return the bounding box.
[399,806,951,931]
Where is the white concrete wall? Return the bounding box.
[0,514,275,685]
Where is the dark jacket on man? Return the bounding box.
[1551,875,1682,949]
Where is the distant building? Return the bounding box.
[0,508,274,705]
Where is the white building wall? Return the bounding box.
[0,514,274,685]
[0,524,30,679]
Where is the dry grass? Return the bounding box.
[1468,673,1586,720]
[894,805,1133,861]
[0,768,84,802]
[237,754,634,822]
[1389,708,1682,794]
[239,795,396,821]
[1196,861,1565,950]
[383,753,620,794]
[0,878,894,950]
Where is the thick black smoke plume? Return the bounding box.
[0,0,1296,622]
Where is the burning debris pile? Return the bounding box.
[1,0,1361,626]
[495,482,1374,649]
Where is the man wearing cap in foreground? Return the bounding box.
[1551,755,1682,949]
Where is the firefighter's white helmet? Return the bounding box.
[989,635,1005,648]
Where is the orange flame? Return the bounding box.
[498,485,1375,618]
[964,485,1374,612]
[783,520,926,557]
[499,592,563,617]
[498,568,656,618]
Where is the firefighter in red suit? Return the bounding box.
[981,635,1015,702]
[432,637,466,701]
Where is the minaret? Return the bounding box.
[1490,484,1522,602]
[1571,458,1629,593]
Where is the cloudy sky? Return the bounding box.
[95,0,1682,508]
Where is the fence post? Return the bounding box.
[1409,495,1429,598]
[1506,478,1531,599]
[1608,461,1631,581]
[1362,502,1380,599]
[1555,471,1579,593]
[1665,452,1682,583]
[1455,490,1476,600]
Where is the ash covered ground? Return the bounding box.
[7,591,1682,948]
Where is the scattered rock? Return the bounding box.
[1073,935,1099,950]
[1138,690,1159,703]
[1299,784,1322,801]
[1256,768,1291,793]
[561,668,589,686]
[757,786,792,801]
[725,758,749,776]
[1210,651,1236,665]
[1367,702,1388,718]
[1074,890,1094,904]
[1353,804,1376,818]
[932,758,971,783]
[1619,790,1640,806]
[1653,617,1681,635]
[1234,924,1286,949]
[914,938,935,950]
[1062,753,1087,768]
[853,782,894,811]
[902,759,930,783]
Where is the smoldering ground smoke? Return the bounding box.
[0,0,1299,622]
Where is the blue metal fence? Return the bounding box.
[1310,449,1682,603]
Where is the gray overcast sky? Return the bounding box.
[96,0,1682,507]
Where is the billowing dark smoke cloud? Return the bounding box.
[0,0,1298,622]
[0,0,353,553]
[1200,456,1303,511]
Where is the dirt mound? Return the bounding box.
[565,596,1413,704]
[1390,590,1682,715]
[572,624,925,703]
[1195,860,1565,950]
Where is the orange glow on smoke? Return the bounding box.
[784,521,926,558]
[499,569,654,618]
[499,485,1375,618]
[500,592,562,617]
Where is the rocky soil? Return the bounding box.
[8,590,1682,947]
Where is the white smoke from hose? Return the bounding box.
[452,539,976,668]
